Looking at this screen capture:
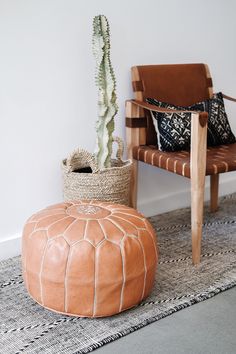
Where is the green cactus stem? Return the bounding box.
[92,15,118,169]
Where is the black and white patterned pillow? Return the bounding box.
[147,93,236,152]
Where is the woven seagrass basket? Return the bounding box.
[62,137,132,206]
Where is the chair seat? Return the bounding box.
[133,143,236,178]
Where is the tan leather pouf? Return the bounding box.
[22,200,158,317]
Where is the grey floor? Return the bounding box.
[96,286,236,354]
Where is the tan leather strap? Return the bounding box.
[222,93,236,103]
[127,100,208,127]
[206,77,213,87]
[126,117,147,128]
[132,80,144,92]
[129,99,200,115]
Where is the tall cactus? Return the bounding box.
[92,15,118,169]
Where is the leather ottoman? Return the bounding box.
[22,200,158,317]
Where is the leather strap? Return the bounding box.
[126,117,147,128]
[206,77,213,87]
[132,78,212,92]
[129,99,201,115]
[132,81,144,92]
[127,100,208,127]
[222,93,236,103]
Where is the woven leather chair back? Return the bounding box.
[131,63,213,145]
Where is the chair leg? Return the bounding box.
[191,180,205,265]
[190,112,207,265]
[129,160,138,209]
[210,174,219,212]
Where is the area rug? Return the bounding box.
[1,194,236,354]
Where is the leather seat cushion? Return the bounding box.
[133,143,236,178]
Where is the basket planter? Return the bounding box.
[62,138,133,206]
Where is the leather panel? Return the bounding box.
[41,238,69,312]
[133,63,210,105]
[66,241,95,316]
[95,241,123,316]
[25,230,47,304]
[132,63,211,145]
[121,237,145,310]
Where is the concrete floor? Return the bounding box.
[96,286,236,354]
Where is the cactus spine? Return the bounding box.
[92,15,118,169]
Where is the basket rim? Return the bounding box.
[62,158,133,174]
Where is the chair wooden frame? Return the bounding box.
[126,63,236,265]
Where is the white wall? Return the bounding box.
[0,0,236,259]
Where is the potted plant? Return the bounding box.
[62,15,132,206]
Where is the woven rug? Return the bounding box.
[1,194,236,354]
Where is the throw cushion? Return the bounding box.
[147,93,236,152]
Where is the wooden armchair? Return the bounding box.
[126,63,236,264]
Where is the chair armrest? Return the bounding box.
[128,99,200,114]
[222,93,236,103]
[126,99,208,127]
